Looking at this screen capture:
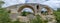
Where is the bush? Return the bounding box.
[30,15,48,23]
[54,11,60,23]
[21,11,32,16]
[21,11,27,16]
[0,8,11,23]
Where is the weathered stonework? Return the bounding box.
[5,3,56,23]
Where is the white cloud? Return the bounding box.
[2,0,25,7]
[40,1,60,10]
[2,0,60,10]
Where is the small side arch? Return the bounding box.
[43,5,53,15]
[39,5,53,15]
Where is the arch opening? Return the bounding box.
[40,5,53,15]
[44,6,53,15]
[21,8,34,16]
[18,5,35,16]
[41,8,48,15]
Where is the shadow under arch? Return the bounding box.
[18,5,35,15]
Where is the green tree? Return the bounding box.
[21,11,32,16]
[21,11,27,16]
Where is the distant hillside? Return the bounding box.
[57,8,60,12]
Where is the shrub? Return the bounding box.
[0,8,11,23]
[54,11,60,23]
[30,15,47,23]
[21,11,28,16]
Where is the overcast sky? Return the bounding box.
[2,0,60,12]
[2,0,25,7]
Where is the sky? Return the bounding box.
[2,0,25,7]
[41,1,60,10]
[1,0,60,12]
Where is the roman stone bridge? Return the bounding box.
[5,3,56,23]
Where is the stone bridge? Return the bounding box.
[5,3,56,23]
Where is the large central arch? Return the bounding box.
[18,5,36,15]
